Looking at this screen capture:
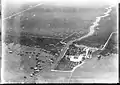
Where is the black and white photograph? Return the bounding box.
[2,0,119,83]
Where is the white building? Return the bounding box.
[69,54,86,62]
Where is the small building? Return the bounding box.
[69,54,85,62]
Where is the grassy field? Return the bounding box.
[69,54,118,83]
[33,53,118,83]
[3,43,57,83]
[75,7,117,48]
[2,37,118,83]
[3,4,118,83]
[4,4,105,39]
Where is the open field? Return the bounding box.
[75,7,117,48]
[69,54,118,83]
[4,4,105,38]
[3,2,118,83]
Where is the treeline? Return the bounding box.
[27,5,96,13]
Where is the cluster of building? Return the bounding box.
[66,44,98,62]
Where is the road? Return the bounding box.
[101,32,117,50]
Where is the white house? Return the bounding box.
[69,54,86,62]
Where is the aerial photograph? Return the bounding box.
[2,0,118,83]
